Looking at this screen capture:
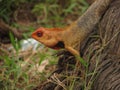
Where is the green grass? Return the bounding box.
[32,0,89,27]
[0,48,58,90]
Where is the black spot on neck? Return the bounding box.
[55,41,64,48]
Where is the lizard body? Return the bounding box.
[32,0,112,56]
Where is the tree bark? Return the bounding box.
[84,0,120,89]
[0,19,31,44]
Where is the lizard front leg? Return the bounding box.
[65,46,80,56]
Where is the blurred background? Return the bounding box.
[0,0,93,89]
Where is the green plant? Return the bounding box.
[0,55,29,89]
[32,0,89,27]
[9,32,21,52]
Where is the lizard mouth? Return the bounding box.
[51,41,65,50]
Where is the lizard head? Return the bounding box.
[31,27,64,50]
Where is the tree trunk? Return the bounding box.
[84,0,120,89]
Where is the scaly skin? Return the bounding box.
[31,22,81,55]
[32,0,112,56]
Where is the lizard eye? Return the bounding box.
[36,31,43,37]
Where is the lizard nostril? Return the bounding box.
[36,32,43,37]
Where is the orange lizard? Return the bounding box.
[31,22,81,56]
[31,0,112,56]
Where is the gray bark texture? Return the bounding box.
[87,0,120,89]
